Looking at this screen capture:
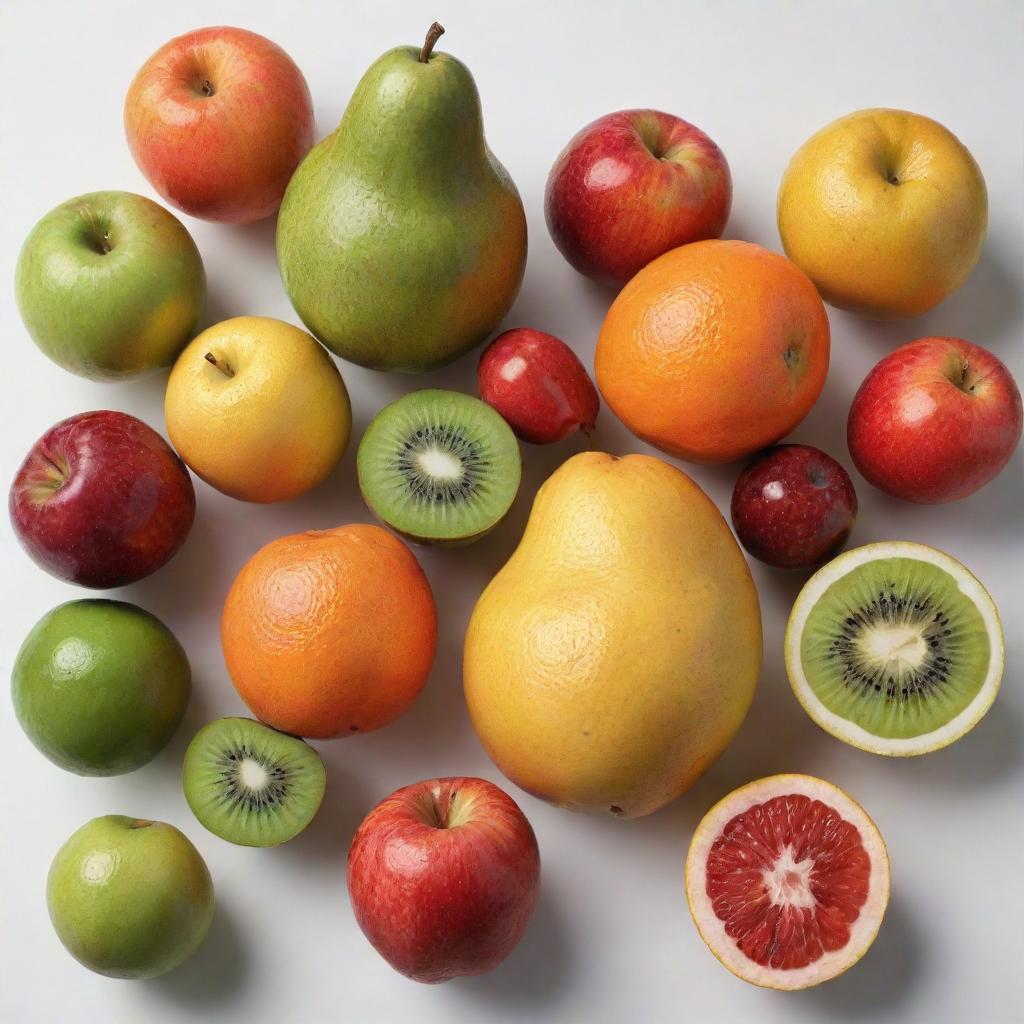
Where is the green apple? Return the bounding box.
[12,600,190,776]
[15,191,205,380]
[47,816,214,979]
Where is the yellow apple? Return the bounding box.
[165,316,350,502]
[777,108,987,319]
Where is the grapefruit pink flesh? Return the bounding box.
[686,774,889,990]
[706,794,871,970]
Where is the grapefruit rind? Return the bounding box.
[784,541,1004,756]
[685,773,890,991]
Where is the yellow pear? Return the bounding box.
[165,316,350,503]
[464,452,762,818]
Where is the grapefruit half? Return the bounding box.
[685,774,890,990]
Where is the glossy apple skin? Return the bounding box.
[478,328,599,444]
[124,27,314,223]
[347,777,540,984]
[15,191,205,381]
[731,445,857,569]
[848,337,1022,503]
[10,411,195,588]
[545,109,731,285]
[47,815,213,979]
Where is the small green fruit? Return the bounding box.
[12,600,190,775]
[47,816,214,979]
[15,191,205,380]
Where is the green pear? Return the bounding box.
[47,816,214,979]
[276,24,527,373]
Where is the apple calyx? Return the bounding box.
[204,352,235,377]
[416,784,475,830]
[635,117,669,161]
[419,22,445,63]
[946,355,982,396]
[22,449,70,504]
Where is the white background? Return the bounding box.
[1,2,1021,1022]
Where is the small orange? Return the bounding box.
[221,524,436,739]
[595,239,830,463]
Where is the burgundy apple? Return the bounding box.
[545,109,731,286]
[731,445,857,569]
[479,328,599,444]
[347,776,540,984]
[848,336,1022,504]
[10,411,195,588]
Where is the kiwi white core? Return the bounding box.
[417,447,463,481]
[786,541,1003,756]
[239,758,269,791]
[860,624,926,667]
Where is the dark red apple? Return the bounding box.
[479,328,599,444]
[124,27,314,224]
[545,109,731,286]
[10,411,195,588]
[731,445,857,569]
[848,337,1022,504]
[347,776,540,984]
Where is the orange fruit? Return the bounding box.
[221,524,436,739]
[595,239,830,463]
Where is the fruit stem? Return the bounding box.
[205,352,235,378]
[419,21,445,62]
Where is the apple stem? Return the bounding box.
[205,352,235,378]
[581,426,597,452]
[419,21,445,62]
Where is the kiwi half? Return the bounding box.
[357,389,521,544]
[785,541,1003,756]
[183,717,326,847]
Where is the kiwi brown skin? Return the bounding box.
[182,716,327,848]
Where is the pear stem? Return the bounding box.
[205,352,235,378]
[419,21,445,62]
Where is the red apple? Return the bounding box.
[545,109,731,286]
[478,328,599,444]
[124,27,314,224]
[848,337,1022,503]
[10,411,195,588]
[347,777,540,984]
[731,445,857,569]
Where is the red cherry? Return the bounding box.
[730,444,857,569]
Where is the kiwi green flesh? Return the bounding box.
[183,717,326,847]
[800,557,990,740]
[357,389,521,543]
